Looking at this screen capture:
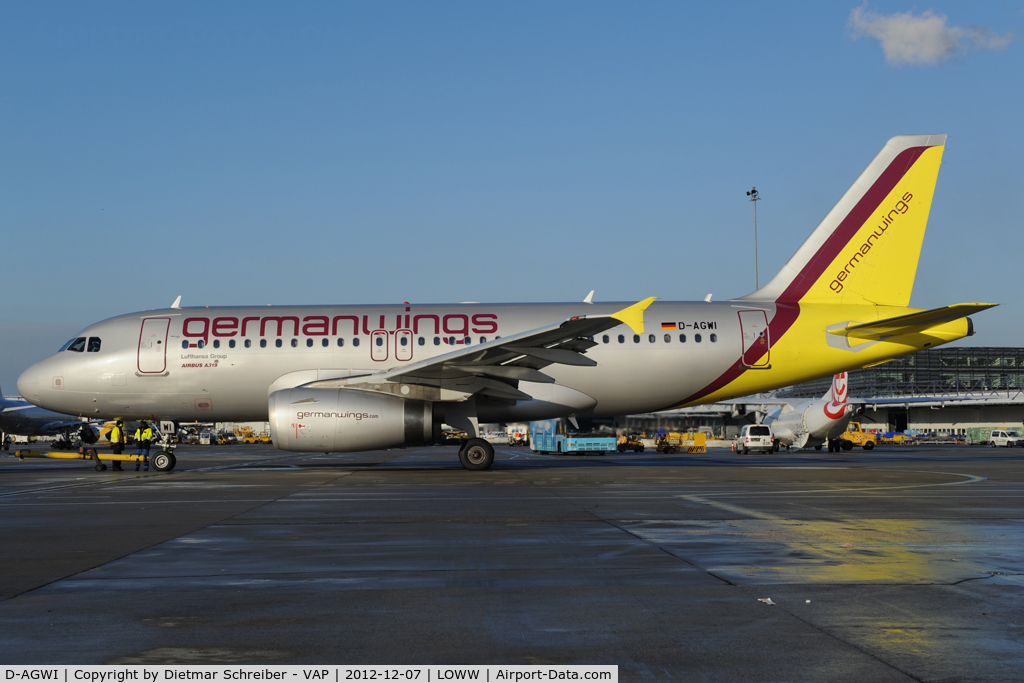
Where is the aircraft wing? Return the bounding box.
[306,297,656,401]
[829,303,997,341]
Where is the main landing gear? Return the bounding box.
[459,438,494,471]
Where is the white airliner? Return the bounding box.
[737,373,855,452]
[17,135,996,469]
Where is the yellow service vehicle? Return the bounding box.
[654,432,687,454]
[236,427,263,444]
[617,434,645,453]
[838,422,877,451]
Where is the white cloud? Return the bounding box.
[850,6,1012,65]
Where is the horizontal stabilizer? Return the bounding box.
[828,303,997,340]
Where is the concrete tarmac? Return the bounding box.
[1,443,1023,681]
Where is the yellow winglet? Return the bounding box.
[611,296,657,334]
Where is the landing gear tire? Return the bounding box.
[814,444,822,451]
[151,451,176,472]
[94,463,107,472]
[459,439,494,471]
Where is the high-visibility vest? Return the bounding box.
[135,427,153,441]
[111,426,122,442]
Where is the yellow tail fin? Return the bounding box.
[740,134,946,307]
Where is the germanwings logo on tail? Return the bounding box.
[823,372,848,419]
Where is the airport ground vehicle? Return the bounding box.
[838,422,877,450]
[507,427,528,446]
[617,434,645,453]
[735,424,774,454]
[215,433,237,445]
[654,431,687,454]
[530,420,616,454]
[989,429,1024,447]
[237,426,261,443]
[878,431,909,445]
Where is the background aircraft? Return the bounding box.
[0,383,94,449]
[729,373,854,452]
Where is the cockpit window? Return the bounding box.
[67,337,86,353]
[58,338,76,352]
[87,337,101,352]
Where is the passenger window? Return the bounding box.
[434,337,441,346]
[306,339,313,347]
[68,337,86,353]
[602,335,609,344]
[479,337,487,344]
[418,337,425,346]
[213,340,220,349]
[648,334,655,343]
[400,336,408,347]
[679,334,686,343]
[260,339,267,348]
[664,334,670,343]
[695,334,702,343]
[230,340,236,348]
[276,339,283,348]
[87,337,101,352]
[321,338,328,347]
[633,335,640,343]
[181,340,188,349]
[375,336,384,347]
[464,337,471,345]
[197,340,205,349]
[618,335,625,343]
[337,338,345,347]
[352,337,360,347]
[710,333,717,342]
[245,339,252,348]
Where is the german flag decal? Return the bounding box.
[661,322,677,330]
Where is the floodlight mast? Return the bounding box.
[746,186,760,290]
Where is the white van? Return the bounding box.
[736,424,775,454]
[989,430,1024,448]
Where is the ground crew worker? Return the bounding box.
[110,420,126,471]
[134,421,153,471]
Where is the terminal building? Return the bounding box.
[618,347,1024,442]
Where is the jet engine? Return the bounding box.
[269,388,439,453]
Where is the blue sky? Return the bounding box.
[2,2,1022,393]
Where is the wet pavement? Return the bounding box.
[1,444,1022,680]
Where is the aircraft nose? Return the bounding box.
[17,362,44,402]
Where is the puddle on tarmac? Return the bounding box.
[627,518,1024,585]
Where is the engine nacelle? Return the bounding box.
[269,388,437,452]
